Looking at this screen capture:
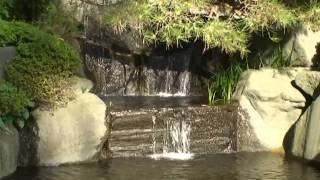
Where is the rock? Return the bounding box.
[0,125,19,179]
[19,78,108,166]
[284,95,320,162]
[233,68,307,151]
[283,24,320,67]
[294,71,320,98]
[0,47,16,79]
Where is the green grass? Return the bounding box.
[207,61,246,105]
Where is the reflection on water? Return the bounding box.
[101,96,208,109]
[5,152,320,180]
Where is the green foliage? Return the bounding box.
[208,61,245,105]
[242,0,297,32]
[13,0,51,21]
[298,2,320,31]
[104,0,250,53]
[104,0,305,55]
[203,20,249,56]
[104,0,146,33]
[37,1,82,47]
[0,0,15,20]
[0,0,51,21]
[0,81,33,130]
[0,20,81,106]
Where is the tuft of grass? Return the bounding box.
[208,61,245,105]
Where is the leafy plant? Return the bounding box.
[207,61,245,105]
[0,81,33,130]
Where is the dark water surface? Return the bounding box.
[101,96,208,109]
[6,152,320,180]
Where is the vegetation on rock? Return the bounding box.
[0,81,33,130]
[0,20,81,106]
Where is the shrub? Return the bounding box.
[0,20,81,106]
[0,81,33,129]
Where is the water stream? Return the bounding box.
[84,42,201,96]
[149,119,193,160]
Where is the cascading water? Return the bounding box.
[149,118,193,160]
[84,43,195,96]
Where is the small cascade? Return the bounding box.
[149,119,194,160]
[83,42,197,96]
[109,105,238,158]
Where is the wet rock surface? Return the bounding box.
[108,103,253,157]
[85,44,203,96]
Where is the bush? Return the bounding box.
[0,20,81,106]
[0,81,33,129]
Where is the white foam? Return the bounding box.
[148,153,194,160]
[157,92,187,97]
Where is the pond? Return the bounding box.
[5,152,320,180]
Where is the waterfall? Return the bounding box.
[149,118,193,160]
[84,43,195,96]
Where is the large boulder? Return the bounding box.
[283,25,320,67]
[294,71,320,98]
[0,126,19,179]
[233,68,306,151]
[284,94,320,162]
[19,78,108,166]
